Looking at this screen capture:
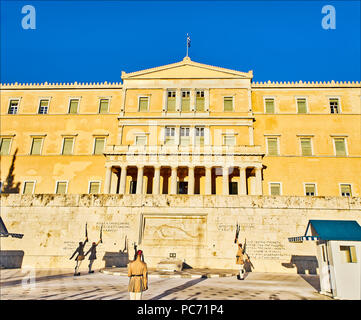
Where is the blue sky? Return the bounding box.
[1,0,360,83]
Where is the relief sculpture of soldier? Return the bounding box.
[127,249,148,300]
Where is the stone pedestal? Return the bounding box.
[156,259,183,272]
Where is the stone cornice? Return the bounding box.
[252,80,361,88]
[0,82,123,90]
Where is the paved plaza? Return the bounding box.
[0,268,332,300]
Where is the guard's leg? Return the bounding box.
[239,264,245,279]
[88,260,94,273]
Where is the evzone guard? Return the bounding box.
[70,223,88,276]
[234,223,251,280]
[85,224,103,274]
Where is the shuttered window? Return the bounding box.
[23,181,35,194]
[165,127,175,145]
[330,99,339,114]
[340,184,352,197]
[167,91,176,112]
[139,97,149,112]
[300,138,312,156]
[89,182,100,194]
[181,91,190,112]
[297,98,307,114]
[195,127,204,146]
[196,91,205,112]
[135,136,146,146]
[62,138,74,155]
[224,97,233,112]
[334,138,346,156]
[30,138,43,155]
[56,182,67,194]
[99,99,109,114]
[94,138,105,154]
[267,138,278,156]
[180,127,190,145]
[305,184,316,196]
[265,98,275,113]
[0,138,11,155]
[68,99,79,114]
[224,136,235,146]
[270,183,281,195]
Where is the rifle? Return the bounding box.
[100,224,103,244]
[234,223,240,244]
[85,222,88,240]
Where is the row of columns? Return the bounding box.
[104,165,263,195]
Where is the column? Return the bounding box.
[255,167,263,195]
[204,89,210,111]
[222,166,229,195]
[136,165,144,194]
[104,166,112,194]
[249,126,254,146]
[176,89,181,112]
[110,169,119,194]
[119,165,127,195]
[170,166,177,194]
[162,89,167,112]
[238,167,247,195]
[190,89,196,111]
[153,166,161,195]
[188,167,195,195]
[205,166,212,195]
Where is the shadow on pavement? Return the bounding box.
[150,277,208,300]
[299,274,321,292]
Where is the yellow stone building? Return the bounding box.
[1,57,361,197]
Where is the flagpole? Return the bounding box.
[186,33,189,57]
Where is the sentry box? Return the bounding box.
[289,220,361,300]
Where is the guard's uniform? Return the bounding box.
[128,258,148,300]
[235,244,249,279]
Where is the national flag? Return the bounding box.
[187,34,191,48]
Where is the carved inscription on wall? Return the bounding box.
[95,222,130,233]
[245,240,289,260]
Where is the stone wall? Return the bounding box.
[1,194,360,274]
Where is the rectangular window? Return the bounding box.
[224,135,235,146]
[300,138,312,156]
[23,181,35,194]
[135,136,146,146]
[99,99,109,114]
[139,97,149,112]
[30,138,43,155]
[195,127,205,146]
[165,127,175,145]
[181,91,190,112]
[0,138,11,155]
[270,183,281,195]
[340,184,352,197]
[297,98,307,114]
[89,181,100,194]
[267,137,279,156]
[224,97,233,112]
[305,183,316,196]
[167,91,176,112]
[340,246,357,263]
[38,100,49,114]
[68,99,79,114]
[180,127,190,146]
[229,182,238,195]
[265,98,275,113]
[62,138,74,155]
[56,181,68,194]
[93,137,105,155]
[334,138,346,156]
[196,91,205,112]
[8,100,19,114]
[330,98,339,114]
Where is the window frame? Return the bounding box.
[180,126,190,146]
[181,90,191,112]
[55,180,69,194]
[22,180,36,194]
[263,96,276,114]
[164,126,176,145]
[38,98,51,114]
[68,97,80,114]
[328,97,341,114]
[88,180,101,194]
[8,98,21,115]
[98,97,111,114]
[138,96,150,112]
[332,136,348,157]
[93,136,107,155]
[134,135,147,146]
[29,136,45,155]
[0,136,13,155]
[295,96,308,114]
[166,90,176,112]
[61,136,75,155]
[223,134,236,147]
[299,137,314,156]
[269,182,282,196]
[339,183,353,197]
[194,126,205,146]
[304,182,317,196]
[223,96,234,112]
[266,136,280,156]
[195,90,205,112]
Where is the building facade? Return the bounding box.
[1,57,361,197]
